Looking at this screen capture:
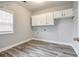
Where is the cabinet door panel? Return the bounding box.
[39,14,46,25]
[32,15,40,26]
[32,16,36,26]
[50,12,54,25]
[63,8,73,17]
[54,10,63,18]
[36,15,41,25]
[32,14,46,26]
[46,12,54,25]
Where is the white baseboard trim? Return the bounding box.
[32,38,72,46]
[32,38,79,56]
[71,44,79,57]
[0,38,32,53]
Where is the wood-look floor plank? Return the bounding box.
[0,40,77,57]
[25,43,59,56]
[15,44,57,57]
[27,43,76,56]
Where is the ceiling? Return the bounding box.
[0,1,73,12]
[20,1,73,12]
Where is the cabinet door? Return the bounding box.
[46,12,54,25]
[32,14,46,26]
[36,15,41,25]
[32,15,40,26]
[53,10,63,19]
[39,14,46,25]
[32,16,36,26]
[32,12,54,26]
[63,8,73,17]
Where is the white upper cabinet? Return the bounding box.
[32,15,37,26]
[54,10,63,19]
[32,14,46,26]
[32,8,73,26]
[54,8,73,19]
[46,12,54,25]
[32,12,54,26]
[39,13,46,25]
[63,8,73,17]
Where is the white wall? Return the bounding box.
[0,3,32,49]
[73,1,78,38]
[32,18,73,44]
[72,1,79,56]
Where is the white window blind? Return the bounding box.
[0,10,13,34]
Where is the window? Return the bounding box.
[0,10,13,34]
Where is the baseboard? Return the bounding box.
[71,44,79,57]
[32,38,72,46]
[32,38,79,56]
[0,38,32,53]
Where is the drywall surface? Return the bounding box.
[0,3,32,49]
[32,18,73,44]
[72,1,79,56]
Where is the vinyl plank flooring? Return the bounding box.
[0,40,77,57]
[16,44,57,57]
[27,43,76,56]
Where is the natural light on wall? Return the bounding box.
[34,1,45,3]
[0,10,13,34]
